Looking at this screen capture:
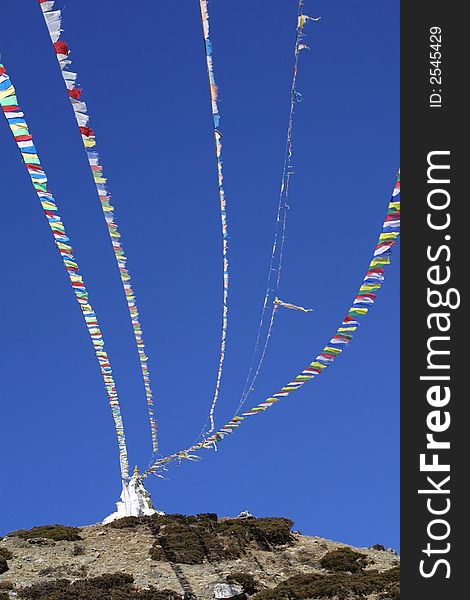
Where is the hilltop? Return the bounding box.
[0,514,399,600]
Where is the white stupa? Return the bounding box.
[102,466,163,524]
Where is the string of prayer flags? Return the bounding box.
[37,0,159,455]
[0,62,130,481]
[237,0,320,413]
[198,0,230,434]
[142,170,400,478]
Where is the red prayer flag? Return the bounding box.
[54,41,69,56]
[79,126,94,137]
[376,241,395,250]
[68,88,82,100]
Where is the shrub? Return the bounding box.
[9,525,82,542]
[0,548,13,576]
[150,523,226,564]
[216,518,294,551]
[372,544,386,551]
[0,592,10,600]
[73,544,85,556]
[253,566,400,600]
[150,524,204,564]
[108,516,145,529]
[227,573,258,595]
[109,512,217,531]
[0,557,8,575]
[148,514,294,564]
[17,573,181,600]
[148,513,235,564]
[83,573,134,590]
[0,549,13,561]
[320,547,369,572]
[18,578,71,599]
[0,581,14,590]
[133,590,182,600]
[195,513,218,524]
[38,566,57,577]
[148,513,215,532]
[18,573,131,599]
[378,582,400,600]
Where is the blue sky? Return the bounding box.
[0,0,399,549]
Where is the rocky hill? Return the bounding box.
[0,514,399,600]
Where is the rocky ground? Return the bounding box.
[0,515,399,600]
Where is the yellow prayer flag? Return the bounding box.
[0,86,14,100]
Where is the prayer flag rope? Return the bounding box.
[238,0,320,413]
[37,0,158,454]
[198,0,230,434]
[142,171,400,477]
[0,62,130,481]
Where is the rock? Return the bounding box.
[27,538,56,547]
[213,583,244,599]
[236,511,253,519]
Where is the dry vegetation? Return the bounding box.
[253,567,400,600]
[17,573,182,600]
[1,514,399,600]
[110,513,294,565]
[8,526,82,542]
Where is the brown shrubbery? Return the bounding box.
[0,547,13,575]
[149,523,227,564]
[0,549,13,561]
[226,573,258,595]
[108,513,218,530]
[320,547,369,572]
[3,512,400,599]
[0,547,13,574]
[9,525,82,542]
[146,515,294,565]
[0,557,8,575]
[107,516,143,529]
[217,518,294,550]
[17,573,181,600]
[252,544,399,600]
[253,566,400,600]
[0,582,14,591]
